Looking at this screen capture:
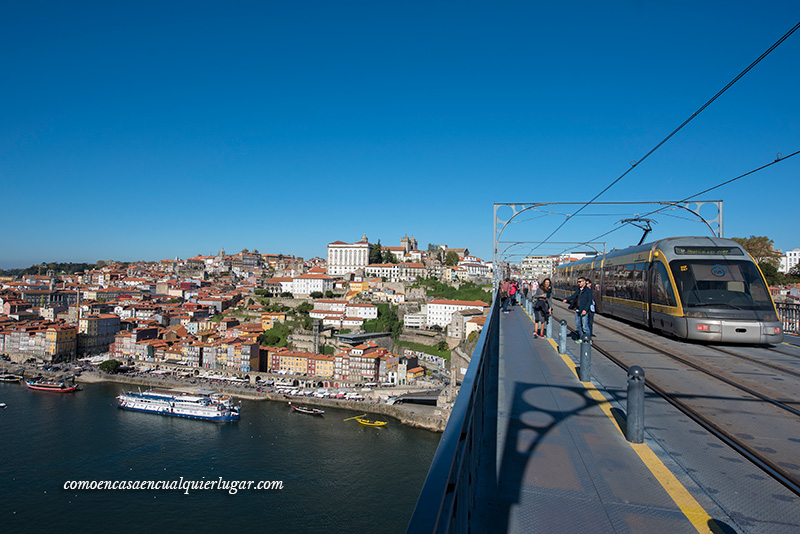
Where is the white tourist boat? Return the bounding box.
[116,388,240,422]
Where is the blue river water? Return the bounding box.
[0,381,440,534]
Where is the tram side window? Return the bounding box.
[632,263,647,301]
[603,268,613,297]
[651,262,677,307]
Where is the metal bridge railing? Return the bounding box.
[406,293,500,533]
[777,302,800,335]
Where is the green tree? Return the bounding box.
[280,292,293,298]
[309,291,323,299]
[369,240,383,264]
[386,252,399,264]
[445,251,459,266]
[295,302,313,314]
[731,236,782,267]
[759,261,783,286]
[324,290,335,298]
[436,340,449,351]
[362,303,402,337]
[98,359,121,373]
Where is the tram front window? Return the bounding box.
[669,260,773,311]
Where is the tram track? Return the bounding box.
[704,344,800,380]
[551,312,800,498]
[576,317,800,417]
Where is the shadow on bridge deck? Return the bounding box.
[471,305,710,533]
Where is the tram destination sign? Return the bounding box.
[673,246,744,256]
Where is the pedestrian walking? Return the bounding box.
[532,278,552,338]
[509,279,519,307]
[500,278,510,313]
[585,278,596,340]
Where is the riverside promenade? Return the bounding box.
[74,370,449,431]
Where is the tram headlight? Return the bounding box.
[762,326,781,335]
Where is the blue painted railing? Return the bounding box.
[406,293,500,533]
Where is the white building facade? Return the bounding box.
[327,236,373,276]
[779,248,800,274]
[522,255,557,281]
[427,299,489,328]
[292,274,335,295]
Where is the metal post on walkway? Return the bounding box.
[546,315,553,339]
[626,365,645,443]
[579,335,591,382]
[558,320,567,354]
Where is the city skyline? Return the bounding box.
[3,2,799,268]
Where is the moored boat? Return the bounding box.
[355,416,387,427]
[0,369,23,383]
[343,413,388,427]
[25,378,79,392]
[117,389,240,422]
[288,402,324,415]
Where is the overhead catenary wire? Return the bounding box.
[563,149,800,254]
[533,20,800,252]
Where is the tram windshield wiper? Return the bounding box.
[688,303,743,310]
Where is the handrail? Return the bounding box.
[406,292,500,533]
[777,302,800,334]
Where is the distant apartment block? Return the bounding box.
[779,248,800,274]
[427,299,489,328]
[521,255,556,281]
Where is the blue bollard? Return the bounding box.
[546,315,553,339]
[558,320,567,354]
[579,335,591,382]
[626,366,645,443]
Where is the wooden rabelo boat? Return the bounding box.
[288,402,324,415]
[344,413,387,427]
[25,378,79,392]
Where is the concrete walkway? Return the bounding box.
[472,305,732,533]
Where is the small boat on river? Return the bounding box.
[0,369,23,383]
[289,402,324,415]
[343,413,387,427]
[25,377,79,392]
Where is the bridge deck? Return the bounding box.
[472,305,713,533]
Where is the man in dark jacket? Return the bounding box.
[563,277,593,343]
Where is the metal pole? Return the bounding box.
[579,335,591,382]
[626,365,645,443]
[558,320,567,354]
[546,315,553,339]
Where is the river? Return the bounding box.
[0,381,440,534]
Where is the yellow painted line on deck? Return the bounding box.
[545,337,717,534]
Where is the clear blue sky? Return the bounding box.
[2,1,798,268]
